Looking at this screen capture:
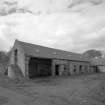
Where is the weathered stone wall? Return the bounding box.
[98,66,105,72]
[8,65,16,79]
[25,56,30,78]
[68,61,90,75]
[9,41,26,77]
[52,59,91,76]
[89,66,97,73]
[52,59,69,76]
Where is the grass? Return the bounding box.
[0,73,105,105]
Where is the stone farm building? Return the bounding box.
[9,40,94,79]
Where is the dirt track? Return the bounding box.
[0,73,105,105]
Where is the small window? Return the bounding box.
[64,65,66,70]
[14,49,18,65]
[53,52,57,55]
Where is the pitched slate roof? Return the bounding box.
[15,40,89,62]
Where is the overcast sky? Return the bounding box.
[0,0,105,53]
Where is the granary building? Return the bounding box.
[9,40,92,79]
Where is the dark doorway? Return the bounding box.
[14,49,18,65]
[55,65,59,76]
[74,65,76,73]
[79,65,82,74]
[29,59,38,78]
[28,57,52,79]
[95,66,100,73]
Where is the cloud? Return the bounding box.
[16,0,104,14]
[0,0,105,53]
[68,0,103,8]
[86,28,105,49]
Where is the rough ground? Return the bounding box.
[0,73,105,105]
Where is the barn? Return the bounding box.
[9,40,92,79]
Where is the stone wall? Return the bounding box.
[52,59,91,76]
[68,61,90,75]
[98,66,105,72]
[52,59,69,76]
[9,41,26,77]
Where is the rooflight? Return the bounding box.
[95,57,98,59]
[36,49,39,52]
[53,52,57,55]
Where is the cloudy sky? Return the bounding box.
[0,0,105,53]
